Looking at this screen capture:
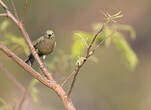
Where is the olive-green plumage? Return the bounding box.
[25,30,56,66]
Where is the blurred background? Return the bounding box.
[0,0,151,110]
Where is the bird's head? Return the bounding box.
[45,30,55,39]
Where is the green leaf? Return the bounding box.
[0,20,9,31]
[31,87,39,103]
[93,23,113,46]
[3,33,29,54]
[115,24,136,39]
[0,97,7,105]
[29,79,39,103]
[72,31,93,58]
[0,97,11,110]
[112,33,138,70]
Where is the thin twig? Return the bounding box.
[0,13,7,17]
[9,0,19,20]
[61,70,75,87]
[21,0,29,23]
[0,63,25,93]
[17,90,28,110]
[92,31,115,54]
[67,24,105,97]
[87,24,105,55]
[17,80,34,110]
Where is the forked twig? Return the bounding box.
[9,0,19,20]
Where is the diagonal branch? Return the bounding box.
[0,43,76,110]
[87,24,105,55]
[67,24,105,96]
[0,43,46,84]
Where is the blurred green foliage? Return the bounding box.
[72,32,93,58]
[29,79,39,103]
[72,21,138,70]
[0,97,11,110]
[0,20,29,55]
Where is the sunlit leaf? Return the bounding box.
[31,87,39,103]
[0,97,11,110]
[115,24,136,39]
[72,31,93,58]
[3,33,29,54]
[29,79,39,103]
[93,23,113,46]
[112,33,138,70]
[0,20,9,31]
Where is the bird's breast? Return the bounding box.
[37,38,55,55]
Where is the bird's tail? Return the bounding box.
[25,54,35,66]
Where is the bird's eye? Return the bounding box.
[48,34,52,37]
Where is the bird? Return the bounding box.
[25,30,56,66]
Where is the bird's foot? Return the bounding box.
[42,55,47,67]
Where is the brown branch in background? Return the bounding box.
[0,63,25,93]
[0,63,29,110]
[17,87,29,110]
[21,0,29,22]
[9,0,19,20]
[67,24,105,97]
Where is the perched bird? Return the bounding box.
[25,30,56,66]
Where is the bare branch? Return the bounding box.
[0,43,45,83]
[61,70,75,87]
[0,43,76,110]
[0,63,25,93]
[9,0,19,20]
[0,0,9,10]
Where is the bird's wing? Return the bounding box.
[32,36,44,49]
